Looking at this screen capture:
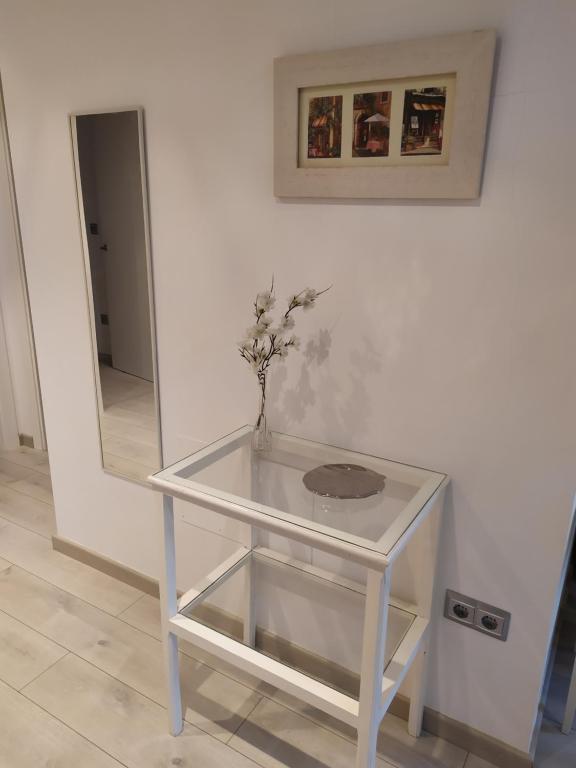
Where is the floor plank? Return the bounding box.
[0,564,260,741]
[0,457,33,484]
[0,456,54,504]
[98,365,159,482]
[0,522,142,615]
[0,447,50,476]
[120,593,273,691]
[0,609,67,689]
[0,484,55,537]
[118,593,162,636]
[0,678,123,767]
[101,453,156,483]
[267,687,467,768]
[9,470,54,505]
[102,435,158,466]
[102,405,157,431]
[463,756,499,768]
[101,414,158,447]
[23,654,261,768]
[230,696,395,768]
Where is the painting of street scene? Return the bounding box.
[352,91,391,157]
[401,87,447,155]
[307,95,343,158]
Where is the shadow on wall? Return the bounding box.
[268,328,381,447]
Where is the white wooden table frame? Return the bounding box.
[149,426,448,768]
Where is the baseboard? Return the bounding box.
[52,533,533,768]
[19,433,34,448]
[52,535,160,597]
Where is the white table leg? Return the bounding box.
[356,568,391,768]
[243,527,256,647]
[159,494,183,735]
[408,631,429,737]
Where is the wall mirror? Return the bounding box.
[70,108,162,483]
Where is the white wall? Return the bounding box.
[1,0,575,755]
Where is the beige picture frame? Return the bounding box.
[274,30,496,200]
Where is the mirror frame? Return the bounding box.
[69,106,163,484]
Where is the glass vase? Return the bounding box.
[252,386,271,452]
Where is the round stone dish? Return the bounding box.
[302,463,385,500]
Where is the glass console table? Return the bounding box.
[149,426,448,768]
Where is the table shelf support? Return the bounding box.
[243,526,257,647]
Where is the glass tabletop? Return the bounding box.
[151,426,446,559]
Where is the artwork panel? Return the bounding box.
[401,87,447,156]
[352,91,392,158]
[307,95,343,159]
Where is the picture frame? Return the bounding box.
[274,30,496,200]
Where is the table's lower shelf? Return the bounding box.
[169,547,428,727]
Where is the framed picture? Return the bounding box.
[274,30,496,199]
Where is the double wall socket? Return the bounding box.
[444,590,511,641]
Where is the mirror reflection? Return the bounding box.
[72,109,161,482]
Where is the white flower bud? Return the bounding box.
[256,291,276,312]
[247,324,266,340]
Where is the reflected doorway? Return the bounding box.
[72,109,161,482]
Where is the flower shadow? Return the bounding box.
[270,330,380,446]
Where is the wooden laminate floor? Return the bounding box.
[0,447,499,768]
[99,364,159,483]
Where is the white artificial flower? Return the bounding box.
[259,314,273,328]
[287,293,300,307]
[241,284,326,377]
[301,288,318,310]
[256,291,276,312]
[247,324,267,340]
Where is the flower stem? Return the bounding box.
[258,372,266,421]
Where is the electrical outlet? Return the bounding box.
[444,590,475,626]
[444,590,510,641]
[474,602,510,641]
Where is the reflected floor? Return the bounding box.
[99,364,159,482]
